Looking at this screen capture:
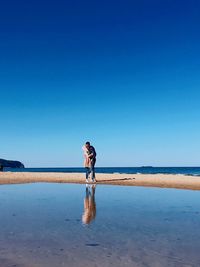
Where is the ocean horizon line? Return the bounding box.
[18,166,200,168]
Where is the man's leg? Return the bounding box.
[90,159,96,182]
[85,167,90,182]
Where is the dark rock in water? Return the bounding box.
[85,243,100,247]
[0,165,3,171]
[0,159,24,169]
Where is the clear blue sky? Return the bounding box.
[1,0,200,167]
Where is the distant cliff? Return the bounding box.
[0,159,24,168]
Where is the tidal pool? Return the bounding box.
[0,183,200,267]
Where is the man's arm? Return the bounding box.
[88,153,94,158]
[88,147,96,158]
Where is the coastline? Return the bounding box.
[0,172,200,190]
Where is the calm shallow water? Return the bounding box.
[0,183,200,267]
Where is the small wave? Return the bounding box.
[184,173,200,177]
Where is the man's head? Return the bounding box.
[85,141,90,149]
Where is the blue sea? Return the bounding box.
[8,166,200,176]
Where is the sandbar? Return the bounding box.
[0,172,200,190]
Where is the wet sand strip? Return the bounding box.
[0,172,200,190]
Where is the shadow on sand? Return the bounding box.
[97,177,135,183]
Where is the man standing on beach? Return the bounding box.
[82,142,97,183]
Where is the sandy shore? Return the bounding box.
[0,172,200,190]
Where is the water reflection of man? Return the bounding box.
[82,184,96,225]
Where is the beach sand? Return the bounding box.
[0,172,200,190]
